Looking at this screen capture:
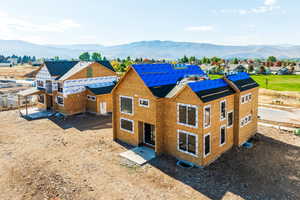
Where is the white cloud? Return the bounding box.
[185,26,214,32]
[213,0,281,15]
[264,0,277,6]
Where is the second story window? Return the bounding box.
[227,111,234,128]
[37,80,44,88]
[204,105,211,128]
[57,82,63,93]
[220,100,226,120]
[139,98,149,107]
[178,103,197,128]
[120,96,133,115]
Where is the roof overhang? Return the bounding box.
[18,88,43,97]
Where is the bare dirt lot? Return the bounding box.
[0,65,39,79]
[0,111,299,200]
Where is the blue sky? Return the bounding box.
[0,0,299,46]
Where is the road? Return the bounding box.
[258,106,300,125]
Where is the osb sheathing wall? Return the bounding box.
[53,91,87,116]
[68,63,115,80]
[86,89,113,114]
[162,86,235,166]
[52,63,116,116]
[112,68,157,146]
[235,87,259,146]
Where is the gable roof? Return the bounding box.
[131,63,205,98]
[188,79,235,102]
[227,72,259,92]
[87,85,115,95]
[44,61,79,79]
[96,60,115,72]
[59,61,93,81]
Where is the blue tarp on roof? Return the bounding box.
[132,64,205,87]
[227,72,250,82]
[188,79,228,92]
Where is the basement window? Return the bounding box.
[178,130,197,156]
[220,125,226,146]
[220,100,226,121]
[139,98,149,108]
[204,133,211,157]
[227,111,234,128]
[177,103,198,128]
[120,118,134,133]
[57,96,64,106]
[120,96,133,115]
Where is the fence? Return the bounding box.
[0,94,37,112]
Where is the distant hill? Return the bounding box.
[1,39,300,59]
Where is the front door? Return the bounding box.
[144,123,155,147]
[99,102,107,115]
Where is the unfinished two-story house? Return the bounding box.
[112,64,259,166]
[19,61,117,116]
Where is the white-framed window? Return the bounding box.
[204,133,211,157]
[227,110,234,128]
[240,114,252,127]
[177,103,198,128]
[120,118,134,133]
[87,95,96,101]
[241,96,245,104]
[203,105,211,129]
[57,96,64,106]
[139,98,149,108]
[220,125,226,146]
[241,93,252,104]
[57,82,63,93]
[36,80,44,88]
[177,130,198,157]
[37,94,45,104]
[120,95,134,115]
[220,100,227,121]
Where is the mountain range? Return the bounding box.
[1,40,300,59]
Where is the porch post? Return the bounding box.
[25,96,28,116]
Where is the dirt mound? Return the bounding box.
[8,160,92,200]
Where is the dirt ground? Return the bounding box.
[259,88,300,108]
[0,111,299,200]
[0,65,39,79]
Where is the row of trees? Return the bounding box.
[78,52,108,62]
[0,54,37,64]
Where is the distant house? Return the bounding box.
[0,63,12,67]
[295,63,300,75]
[112,64,259,167]
[18,61,117,116]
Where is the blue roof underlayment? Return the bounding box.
[188,79,228,92]
[227,72,250,82]
[132,64,205,87]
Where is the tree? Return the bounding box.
[79,52,91,61]
[231,58,239,64]
[180,55,189,63]
[267,56,277,63]
[91,52,102,61]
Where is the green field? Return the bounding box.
[208,74,300,92]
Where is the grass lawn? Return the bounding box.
[208,74,300,92]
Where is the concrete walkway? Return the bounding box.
[258,107,300,125]
[20,107,54,120]
[120,147,156,165]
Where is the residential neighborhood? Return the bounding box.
[0,0,300,200]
